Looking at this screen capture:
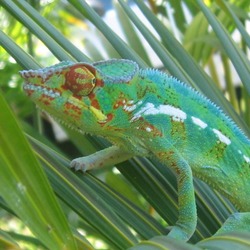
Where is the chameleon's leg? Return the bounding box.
[70,145,135,172]
[166,158,197,241]
[214,212,250,236]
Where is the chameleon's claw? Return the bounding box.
[70,158,90,172]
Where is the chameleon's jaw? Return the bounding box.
[20,69,62,101]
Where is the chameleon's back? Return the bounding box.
[131,68,250,211]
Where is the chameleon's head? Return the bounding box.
[20,60,139,137]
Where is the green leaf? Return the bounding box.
[128,235,200,250]
[1,0,76,62]
[216,0,250,49]
[118,0,191,84]
[114,2,151,65]
[196,0,250,94]
[67,0,147,67]
[0,92,77,250]
[0,29,40,69]
[13,0,90,62]
[0,230,22,250]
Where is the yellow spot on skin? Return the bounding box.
[75,68,89,74]
[90,106,107,122]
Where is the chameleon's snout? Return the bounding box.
[20,68,61,100]
[19,70,32,83]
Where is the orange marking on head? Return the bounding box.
[98,113,113,126]
[88,92,100,109]
[91,99,100,109]
[95,78,104,87]
[39,94,54,106]
[64,102,82,114]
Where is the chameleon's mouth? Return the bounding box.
[23,83,61,98]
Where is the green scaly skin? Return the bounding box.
[20,59,250,241]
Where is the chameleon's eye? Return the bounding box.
[65,65,96,96]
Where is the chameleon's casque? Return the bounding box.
[20,59,250,241]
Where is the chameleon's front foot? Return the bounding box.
[70,157,93,172]
[70,145,135,172]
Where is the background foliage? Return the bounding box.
[0,0,250,249]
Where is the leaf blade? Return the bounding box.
[0,92,77,250]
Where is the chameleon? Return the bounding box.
[20,59,250,241]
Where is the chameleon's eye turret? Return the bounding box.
[65,64,96,96]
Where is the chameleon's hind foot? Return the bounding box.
[166,224,195,241]
[215,212,250,236]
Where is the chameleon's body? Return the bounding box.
[20,59,250,240]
